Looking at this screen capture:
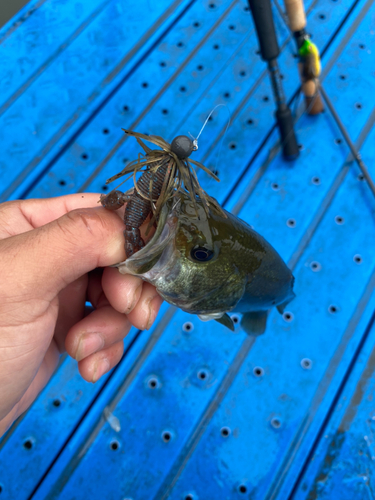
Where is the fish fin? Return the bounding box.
[198,313,235,332]
[241,311,268,336]
[276,293,296,314]
[215,314,235,332]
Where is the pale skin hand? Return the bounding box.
[0,193,162,437]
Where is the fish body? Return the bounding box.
[117,193,295,335]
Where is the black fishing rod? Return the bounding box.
[248,0,299,160]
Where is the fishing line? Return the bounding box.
[192,103,231,147]
[319,85,375,198]
[273,0,290,27]
[190,103,231,177]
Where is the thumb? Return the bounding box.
[2,207,126,299]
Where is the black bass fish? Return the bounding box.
[116,193,295,335]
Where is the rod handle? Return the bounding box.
[302,80,324,115]
[248,0,279,61]
[283,0,306,32]
[276,105,300,160]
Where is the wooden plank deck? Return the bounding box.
[0,0,374,498]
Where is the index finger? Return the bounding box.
[1,193,107,229]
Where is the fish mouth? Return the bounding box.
[116,199,180,277]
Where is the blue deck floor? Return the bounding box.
[0,0,375,498]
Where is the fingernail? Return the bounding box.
[75,332,105,362]
[125,281,143,314]
[92,358,110,383]
[146,295,160,330]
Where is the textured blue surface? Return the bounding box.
[0,0,375,498]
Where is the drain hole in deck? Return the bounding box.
[318,13,325,19]
[102,185,109,191]
[312,176,321,185]
[23,439,33,450]
[271,418,281,429]
[197,369,208,380]
[147,377,160,389]
[231,314,240,324]
[301,358,312,370]
[193,21,200,27]
[244,5,249,10]
[247,118,254,125]
[229,143,236,150]
[283,312,294,322]
[103,128,109,134]
[224,92,230,98]
[253,366,264,377]
[141,82,149,88]
[334,138,342,144]
[213,44,220,50]
[0,485,2,493]
[359,43,366,49]
[185,495,194,500]
[162,431,171,442]
[182,321,194,332]
[52,398,61,407]
[59,180,66,186]
[177,41,184,47]
[197,64,204,71]
[329,305,338,314]
[286,218,296,228]
[110,440,119,451]
[123,105,129,111]
[263,96,269,102]
[356,103,363,109]
[209,3,216,8]
[358,174,364,181]
[212,169,219,176]
[228,24,235,30]
[220,426,231,437]
[271,182,279,191]
[239,485,247,494]
[310,261,321,272]
[162,109,168,115]
[81,153,88,160]
[335,215,344,225]
[240,70,246,77]
[354,254,363,264]
[339,75,346,80]
[159,61,166,67]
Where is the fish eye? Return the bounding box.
[190,246,214,262]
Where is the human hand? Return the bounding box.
[0,194,162,436]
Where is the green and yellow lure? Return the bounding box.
[299,38,321,79]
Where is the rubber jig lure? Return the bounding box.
[100,129,224,258]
